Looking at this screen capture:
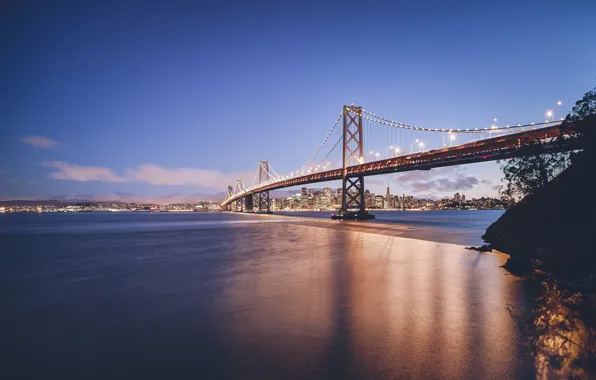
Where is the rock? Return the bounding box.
[502,256,534,276]
[482,157,596,278]
[465,244,492,252]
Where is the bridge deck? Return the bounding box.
[223,124,574,207]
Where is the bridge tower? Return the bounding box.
[234,180,245,212]
[332,105,375,220]
[224,185,233,211]
[257,161,272,213]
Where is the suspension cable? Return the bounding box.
[296,111,343,174]
[362,109,562,134]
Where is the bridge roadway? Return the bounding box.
[222,123,574,208]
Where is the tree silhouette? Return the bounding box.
[499,86,596,200]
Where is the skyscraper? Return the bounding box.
[385,185,391,209]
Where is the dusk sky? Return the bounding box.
[2,0,595,203]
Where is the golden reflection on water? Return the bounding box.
[525,279,596,380]
[217,221,594,379]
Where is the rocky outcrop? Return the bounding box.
[482,157,596,277]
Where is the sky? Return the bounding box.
[2,0,595,203]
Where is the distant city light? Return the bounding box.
[557,101,562,106]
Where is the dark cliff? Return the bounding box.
[482,157,596,277]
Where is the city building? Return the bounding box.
[374,195,384,209]
[385,185,391,209]
[454,193,461,204]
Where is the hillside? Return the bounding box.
[482,157,596,277]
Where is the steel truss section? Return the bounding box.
[257,161,271,212]
[341,105,366,212]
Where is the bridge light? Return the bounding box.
[494,118,497,122]
[546,110,553,118]
[450,135,456,140]
[557,101,562,106]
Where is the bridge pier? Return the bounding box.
[255,161,273,214]
[256,191,272,214]
[332,105,374,221]
[235,198,243,212]
[243,195,254,213]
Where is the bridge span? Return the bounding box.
[222,105,575,219]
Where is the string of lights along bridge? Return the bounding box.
[222,104,575,220]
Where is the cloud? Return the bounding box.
[41,161,253,190]
[128,164,255,190]
[20,135,58,148]
[129,164,251,189]
[409,176,479,192]
[366,178,385,187]
[43,161,125,182]
[392,167,481,194]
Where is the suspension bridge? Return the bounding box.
[221,105,576,219]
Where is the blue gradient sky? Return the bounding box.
[2,0,595,202]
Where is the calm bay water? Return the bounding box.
[276,210,505,246]
[1,212,593,379]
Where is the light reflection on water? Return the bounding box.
[1,212,593,379]
[215,223,522,378]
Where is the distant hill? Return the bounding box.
[0,200,67,206]
[0,192,228,206]
[0,189,325,207]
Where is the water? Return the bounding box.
[1,212,593,379]
[276,210,505,246]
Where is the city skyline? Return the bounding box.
[1,185,509,212]
[2,1,595,202]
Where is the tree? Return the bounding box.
[499,86,596,200]
[565,86,596,162]
[499,152,568,200]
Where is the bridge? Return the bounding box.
[221,105,576,219]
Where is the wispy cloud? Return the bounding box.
[20,135,58,148]
[393,167,481,194]
[129,164,252,189]
[41,161,253,190]
[42,161,125,182]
